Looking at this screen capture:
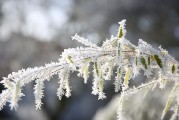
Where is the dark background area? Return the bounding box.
[0,0,179,120]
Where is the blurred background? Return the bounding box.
[0,0,179,120]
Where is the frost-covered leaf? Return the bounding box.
[140,57,147,69]
[172,64,175,74]
[148,56,150,65]
[0,19,178,120]
[154,54,163,68]
[124,67,130,88]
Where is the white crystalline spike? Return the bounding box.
[71,34,100,49]
[0,90,11,110]
[118,19,127,37]
[34,79,44,109]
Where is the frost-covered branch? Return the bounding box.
[0,19,179,120]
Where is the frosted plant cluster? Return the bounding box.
[0,19,179,120]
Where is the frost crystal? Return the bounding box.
[0,19,179,120]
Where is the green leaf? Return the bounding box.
[163,97,173,117]
[148,56,150,65]
[140,57,147,69]
[67,56,73,64]
[172,64,175,73]
[99,78,104,92]
[117,68,121,80]
[124,67,130,88]
[111,38,118,45]
[118,42,121,56]
[161,83,179,119]
[118,27,123,38]
[94,62,99,76]
[154,55,163,68]
[136,57,138,66]
[151,55,155,61]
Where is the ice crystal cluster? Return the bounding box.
[0,19,179,120]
